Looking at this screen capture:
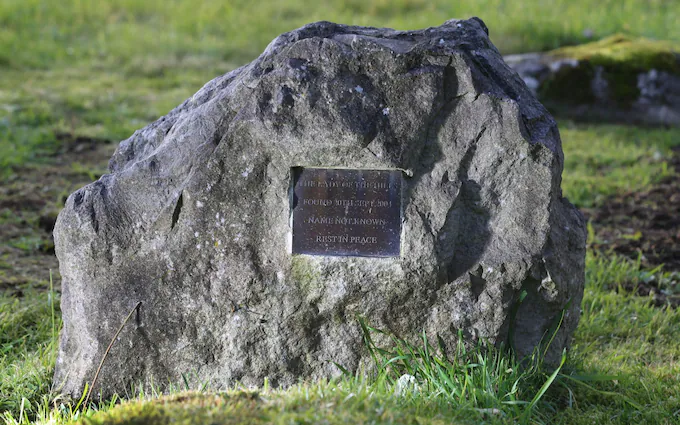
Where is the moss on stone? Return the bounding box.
[290,256,322,299]
[550,34,680,74]
[539,62,596,105]
[541,34,680,106]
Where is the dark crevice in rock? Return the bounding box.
[171,192,183,230]
[148,158,159,174]
[212,130,224,147]
[276,85,296,109]
[440,170,450,185]
[135,303,143,327]
[469,268,486,302]
[89,202,99,234]
[73,190,84,207]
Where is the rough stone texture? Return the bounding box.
[505,38,680,127]
[53,18,586,399]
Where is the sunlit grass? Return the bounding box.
[2,254,680,424]
[560,122,679,208]
[0,284,59,422]
[0,0,678,70]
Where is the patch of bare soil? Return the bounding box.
[0,135,115,296]
[583,146,680,307]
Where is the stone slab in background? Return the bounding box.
[505,35,680,127]
[53,18,586,399]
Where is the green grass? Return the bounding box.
[560,122,679,208]
[0,289,58,422]
[0,0,678,71]
[0,67,213,180]
[3,255,680,424]
[1,133,679,422]
[2,0,680,424]
[1,0,679,178]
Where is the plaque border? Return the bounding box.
[288,166,404,258]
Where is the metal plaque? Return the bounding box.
[291,168,402,257]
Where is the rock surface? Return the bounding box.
[505,35,680,126]
[53,18,586,398]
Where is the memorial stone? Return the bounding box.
[53,18,587,399]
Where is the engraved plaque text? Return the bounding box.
[291,168,402,257]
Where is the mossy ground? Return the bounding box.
[2,1,680,424]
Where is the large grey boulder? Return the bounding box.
[53,18,586,399]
